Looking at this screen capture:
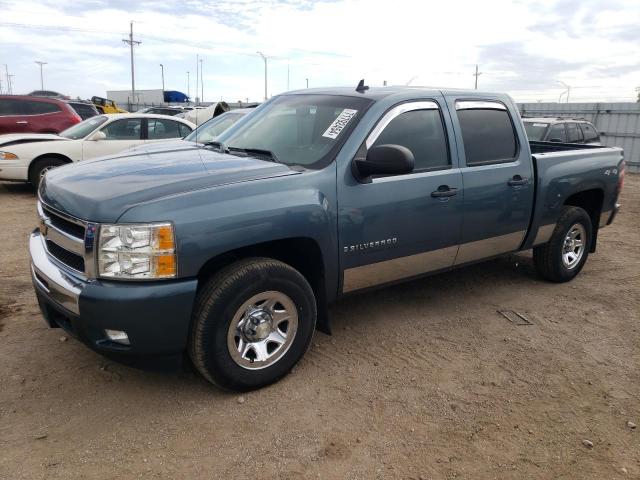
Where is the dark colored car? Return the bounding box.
[523,117,601,145]
[0,95,82,134]
[67,101,100,120]
[28,90,70,100]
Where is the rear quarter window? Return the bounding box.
[25,101,62,115]
[456,104,517,166]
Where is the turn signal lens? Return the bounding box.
[0,151,18,160]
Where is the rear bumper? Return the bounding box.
[607,203,620,226]
[29,230,198,358]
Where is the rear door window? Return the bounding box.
[580,123,600,142]
[456,102,517,166]
[148,118,184,139]
[566,123,583,143]
[547,124,567,142]
[24,101,62,115]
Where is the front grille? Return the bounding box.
[46,240,85,272]
[43,206,85,239]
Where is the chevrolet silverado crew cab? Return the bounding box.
[30,84,625,391]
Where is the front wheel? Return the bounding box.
[533,206,593,283]
[189,258,317,391]
[29,157,67,190]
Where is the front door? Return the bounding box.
[446,97,534,265]
[338,98,463,293]
[82,117,143,160]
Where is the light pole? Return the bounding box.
[195,55,199,104]
[35,61,47,90]
[187,71,190,101]
[287,58,290,91]
[257,51,267,100]
[160,64,165,91]
[305,78,309,88]
[199,58,204,103]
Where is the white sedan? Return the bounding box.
[0,113,195,187]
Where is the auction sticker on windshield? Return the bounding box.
[322,109,358,139]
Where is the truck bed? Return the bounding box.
[529,140,607,154]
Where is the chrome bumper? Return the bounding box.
[29,230,85,315]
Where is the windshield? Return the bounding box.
[216,94,373,169]
[60,115,108,139]
[186,111,246,143]
[523,121,549,141]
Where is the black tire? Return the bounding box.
[29,157,67,190]
[533,206,593,283]
[189,258,316,391]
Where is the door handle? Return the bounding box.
[508,175,529,187]
[431,185,458,198]
[16,121,29,124]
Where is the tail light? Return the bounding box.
[618,160,625,194]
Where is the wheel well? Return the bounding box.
[197,238,331,334]
[28,153,72,181]
[564,189,603,252]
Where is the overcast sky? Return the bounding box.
[0,0,638,103]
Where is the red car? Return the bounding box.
[0,95,82,134]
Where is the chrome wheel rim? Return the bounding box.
[39,165,56,181]
[227,291,298,370]
[562,223,586,269]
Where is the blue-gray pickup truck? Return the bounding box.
[30,85,625,391]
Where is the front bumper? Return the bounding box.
[0,163,28,181]
[29,230,198,357]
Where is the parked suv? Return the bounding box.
[523,117,601,145]
[0,95,82,134]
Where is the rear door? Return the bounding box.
[338,97,463,293]
[446,98,534,265]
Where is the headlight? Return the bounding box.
[98,223,177,279]
[0,151,18,160]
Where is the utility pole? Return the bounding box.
[187,71,190,100]
[287,58,290,91]
[305,78,309,88]
[35,61,47,90]
[635,86,639,102]
[199,58,204,103]
[4,65,10,94]
[257,51,267,100]
[557,80,570,103]
[122,21,141,108]
[473,64,483,90]
[8,74,14,95]
[160,64,165,91]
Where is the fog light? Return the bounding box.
[105,329,130,345]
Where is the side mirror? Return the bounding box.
[352,144,414,182]
[90,131,106,141]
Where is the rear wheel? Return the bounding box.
[29,157,67,190]
[533,206,592,282]
[189,258,316,391]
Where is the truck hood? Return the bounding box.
[0,133,68,148]
[40,147,300,222]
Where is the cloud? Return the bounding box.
[0,0,638,102]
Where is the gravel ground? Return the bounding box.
[0,176,638,480]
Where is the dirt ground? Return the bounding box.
[0,176,638,480]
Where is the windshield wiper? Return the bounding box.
[202,141,226,152]
[227,146,279,163]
